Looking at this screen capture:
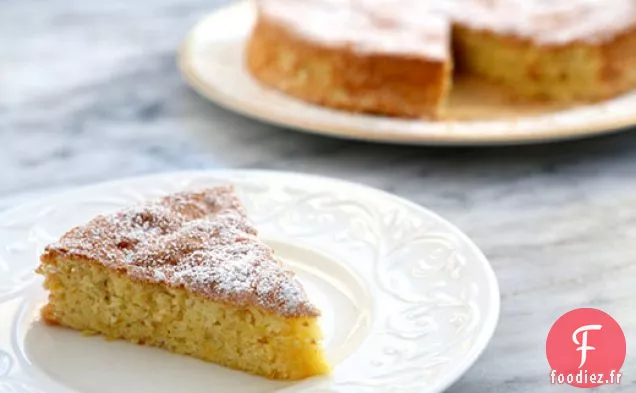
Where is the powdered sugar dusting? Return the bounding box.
[260,0,451,59]
[443,0,636,45]
[261,0,636,51]
[42,186,319,317]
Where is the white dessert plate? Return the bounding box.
[0,170,499,393]
[179,0,636,146]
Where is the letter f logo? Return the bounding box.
[573,325,602,368]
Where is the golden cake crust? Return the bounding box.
[246,0,451,119]
[41,186,319,318]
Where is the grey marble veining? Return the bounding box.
[2,0,636,391]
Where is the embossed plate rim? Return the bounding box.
[178,0,636,146]
[0,170,500,393]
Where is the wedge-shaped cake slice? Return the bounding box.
[37,186,329,380]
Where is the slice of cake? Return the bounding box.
[36,186,329,380]
[246,0,452,118]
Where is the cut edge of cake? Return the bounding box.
[452,23,636,103]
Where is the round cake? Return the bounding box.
[245,0,636,119]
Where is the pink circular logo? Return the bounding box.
[546,308,626,388]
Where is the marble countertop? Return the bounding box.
[2,0,636,391]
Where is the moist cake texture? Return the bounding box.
[246,0,636,118]
[448,0,636,102]
[37,186,329,380]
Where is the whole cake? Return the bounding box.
[246,0,636,118]
[37,186,329,380]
